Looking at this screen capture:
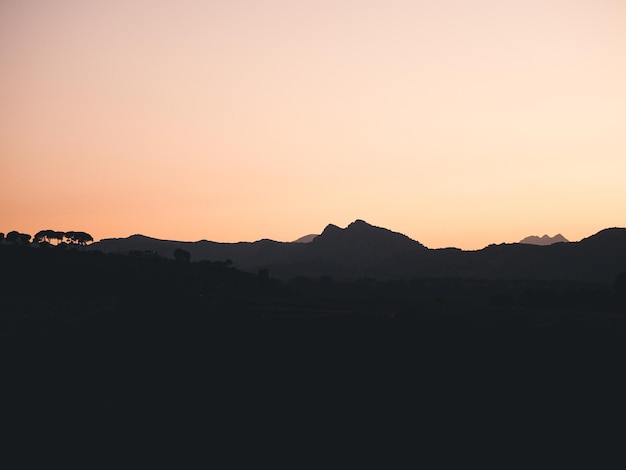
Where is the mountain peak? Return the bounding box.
[349,219,370,227]
[311,220,425,260]
[321,223,341,235]
[345,219,375,232]
[520,234,569,245]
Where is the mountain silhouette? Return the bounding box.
[308,219,425,263]
[520,234,569,245]
[89,221,626,282]
[292,234,318,243]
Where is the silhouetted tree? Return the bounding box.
[6,231,19,244]
[0,233,4,243]
[174,248,191,263]
[51,231,65,245]
[33,229,64,244]
[34,230,49,244]
[64,231,94,246]
[35,229,61,244]
[18,233,32,245]
[77,232,94,245]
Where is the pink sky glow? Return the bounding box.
[2,0,625,249]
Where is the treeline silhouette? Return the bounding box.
[1,229,94,246]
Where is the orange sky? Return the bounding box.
[2,0,625,249]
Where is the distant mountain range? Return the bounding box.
[90,220,626,282]
[292,234,318,243]
[520,234,569,245]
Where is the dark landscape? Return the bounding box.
[2,222,626,448]
[5,0,626,459]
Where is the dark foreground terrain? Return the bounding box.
[2,243,626,459]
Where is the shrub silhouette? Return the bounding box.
[174,248,191,262]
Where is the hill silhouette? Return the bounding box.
[292,234,318,243]
[520,234,569,245]
[92,233,304,268]
[91,219,425,272]
[89,221,626,282]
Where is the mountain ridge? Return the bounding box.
[292,234,317,243]
[89,221,626,282]
[520,234,569,245]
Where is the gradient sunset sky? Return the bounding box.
[2,0,625,249]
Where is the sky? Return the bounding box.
[1,0,625,249]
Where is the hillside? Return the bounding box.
[2,237,626,436]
